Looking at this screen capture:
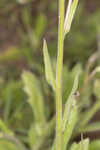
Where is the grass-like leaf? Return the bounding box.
[43,39,56,91]
[79,122,100,133]
[64,0,79,37]
[62,99,78,150]
[62,70,80,131]
[79,100,100,127]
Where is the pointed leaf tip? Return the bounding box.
[43,39,56,91]
[64,0,79,37]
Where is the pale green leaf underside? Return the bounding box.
[22,71,46,124]
[43,39,56,91]
[62,99,78,150]
[62,70,81,131]
[64,0,79,37]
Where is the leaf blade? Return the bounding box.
[64,0,79,37]
[22,71,46,124]
[43,39,56,91]
[62,99,78,150]
[62,70,80,131]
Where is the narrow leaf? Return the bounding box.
[79,101,100,127]
[43,39,56,91]
[79,122,100,133]
[64,0,79,37]
[62,100,78,150]
[62,70,80,131]
[64,0,73,32]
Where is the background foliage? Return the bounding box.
[0,0,100,150]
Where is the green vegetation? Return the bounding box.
[0,0,100,150]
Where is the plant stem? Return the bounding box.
[56,0,65,150]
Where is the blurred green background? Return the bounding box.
[0,0,100,150]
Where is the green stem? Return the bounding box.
[56,0,65,150]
